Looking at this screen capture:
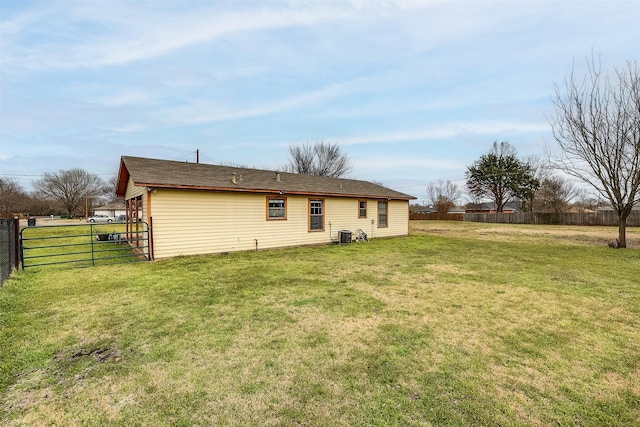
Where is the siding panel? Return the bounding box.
[124,178,145,200]
[150,189,409,258]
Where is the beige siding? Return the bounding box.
[124,177,145,200]
[149,189,409,258]
[124,178,148,222]
[372,200,410,239]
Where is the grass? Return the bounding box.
[1,221,639,426]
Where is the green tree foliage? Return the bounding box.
[466,141,539,212]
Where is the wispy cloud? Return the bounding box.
[1,0,505,71]
[95,91,150,107]
[353,155,465,170]
[335,121,548,146]
[156,81,351,124]
[2,0,638,197]
[2,2,368,69]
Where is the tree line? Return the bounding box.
[0,141,352,219]
[425,143,592,215]
[0,169,117,218]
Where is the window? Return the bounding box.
[267,197,287,220]
[309,199,324,231]
[378,201,388,227]
[358,200,367,218]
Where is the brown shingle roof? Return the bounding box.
[116,156,416,200]
[95,202,126,210]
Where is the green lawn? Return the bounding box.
[1,221,639,426]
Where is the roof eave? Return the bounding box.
[134,182,415,200]
[115,159,130,198]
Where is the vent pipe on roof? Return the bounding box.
[231,172,237,184]
[276,172,281,182]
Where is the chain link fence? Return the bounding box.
[0,218,19,286]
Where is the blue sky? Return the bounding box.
[1,0,639,201]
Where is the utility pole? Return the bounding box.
[196,149,199,164]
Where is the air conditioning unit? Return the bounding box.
[339,230,352,244]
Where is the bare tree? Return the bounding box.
[426,180,461,214]
[99,175,123,205]
[533,175,583,215]
[33,168,107,217]
[0,178,29,217]
[520,155,552,212]
[549,57,640,248]
[286,141,352,178]
[463,193,484,212]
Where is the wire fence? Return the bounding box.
[0,218,19,286]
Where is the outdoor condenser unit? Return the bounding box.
[339,230,352,244]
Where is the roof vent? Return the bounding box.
[231,172,237,184]
[276,172,281,182]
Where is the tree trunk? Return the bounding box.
[495,194,504,213]
[618,215,627,248]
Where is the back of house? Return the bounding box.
[116,156,416,258]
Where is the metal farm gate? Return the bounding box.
[20,222,151,270]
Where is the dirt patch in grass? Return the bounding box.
[1,370,52,415]
[63,345,122,364]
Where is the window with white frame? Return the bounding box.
[358,200,367,218]
[267,197,287,220]
[378,201,388,227]
[309,199,324,231]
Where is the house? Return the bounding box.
[465,201,520,214]
[413,207,464,214]
[115,156,416,259]
[93,202,126,218]
[596,205,640,213]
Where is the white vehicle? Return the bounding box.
[87,214,115,223]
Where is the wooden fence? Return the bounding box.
[414,211,640,226]
[410,213,464,221]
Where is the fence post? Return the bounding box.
[13,218,20,271]
[148,217,154,260]
[90,224,95,267]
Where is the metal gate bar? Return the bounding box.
[20,222,150,270]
